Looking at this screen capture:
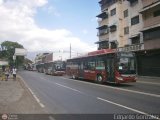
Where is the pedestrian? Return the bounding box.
[5,67,10,81]
[12,67,17,80]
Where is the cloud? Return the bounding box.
[0,0,96,59]
[45,6,61,17]
[91,17,98,22]
[0,0,3,5]
[82,29,88,35]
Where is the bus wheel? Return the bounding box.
[96,75,103,84]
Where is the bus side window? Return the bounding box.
[88,61,96,70]
[96,59,105,70]
[84,62,88,70]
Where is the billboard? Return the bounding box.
[15,48,27,56]
[0,61,8,66]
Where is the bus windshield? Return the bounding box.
[54,61,66,71]
[117,53,136,74]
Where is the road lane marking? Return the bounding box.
[55,83,83,94]
[137,81,160,85]
[18,75,45,108]
[97,97,159,120]
[61,77,160,98]
[40,78,46,81]
[48,116,56,120]
[28,87,45,108]
[28,88,34,95]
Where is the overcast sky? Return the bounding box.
[0,0,100,59]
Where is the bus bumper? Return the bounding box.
[116,76,137,83]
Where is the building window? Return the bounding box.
[124,26,129,34]
[129,0,138,6]
[99,41,109,50]
[131,15,139,25]
[143,27,160,41]
[111,8,116,16]
[153,10,160,17]
[98,29,108,36]
[124,9,128,18]
[110,42,117,49]
[110,25,117,32]
[131,36,140,44]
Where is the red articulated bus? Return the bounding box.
[66,49,137,84]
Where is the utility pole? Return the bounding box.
[70,43,71,59]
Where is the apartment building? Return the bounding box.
[138,0,160,76]
[96,0,123,50]
[35,53,50,64]
[96,0,160,76]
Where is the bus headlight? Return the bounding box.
[116,76,123,81]
[134,77,138,81]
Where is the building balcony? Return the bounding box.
[141,26,160,50]
[96,11,108,19]
[98,18,109,27]
[95,39,109,50]
[127,0,138,6]
[139,1,160,28]
[143,16,160,28]
[98,32,109,41]
[99,0,117,11]
[97,30,108,36]
[109,25,117,32]
[97,25,108,30]
[140,0,160,14]
[140,0,160,11]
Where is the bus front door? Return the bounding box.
[78,62,84,79]
[106,58,115,82]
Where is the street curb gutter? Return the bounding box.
[17,75,45,108]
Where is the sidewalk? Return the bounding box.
[0,75,46,114]
[137,76,160,83]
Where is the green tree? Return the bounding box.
[0,41,24,67]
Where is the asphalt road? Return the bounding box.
[19,70,160,119]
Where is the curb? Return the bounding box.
[17,75,45,108]
[138,76,160,80]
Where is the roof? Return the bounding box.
[67,49,117,61]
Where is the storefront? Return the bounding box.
[136,49,160,77]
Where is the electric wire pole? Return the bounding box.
[70,43,71,59]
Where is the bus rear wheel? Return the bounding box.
[96,75,103,84]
